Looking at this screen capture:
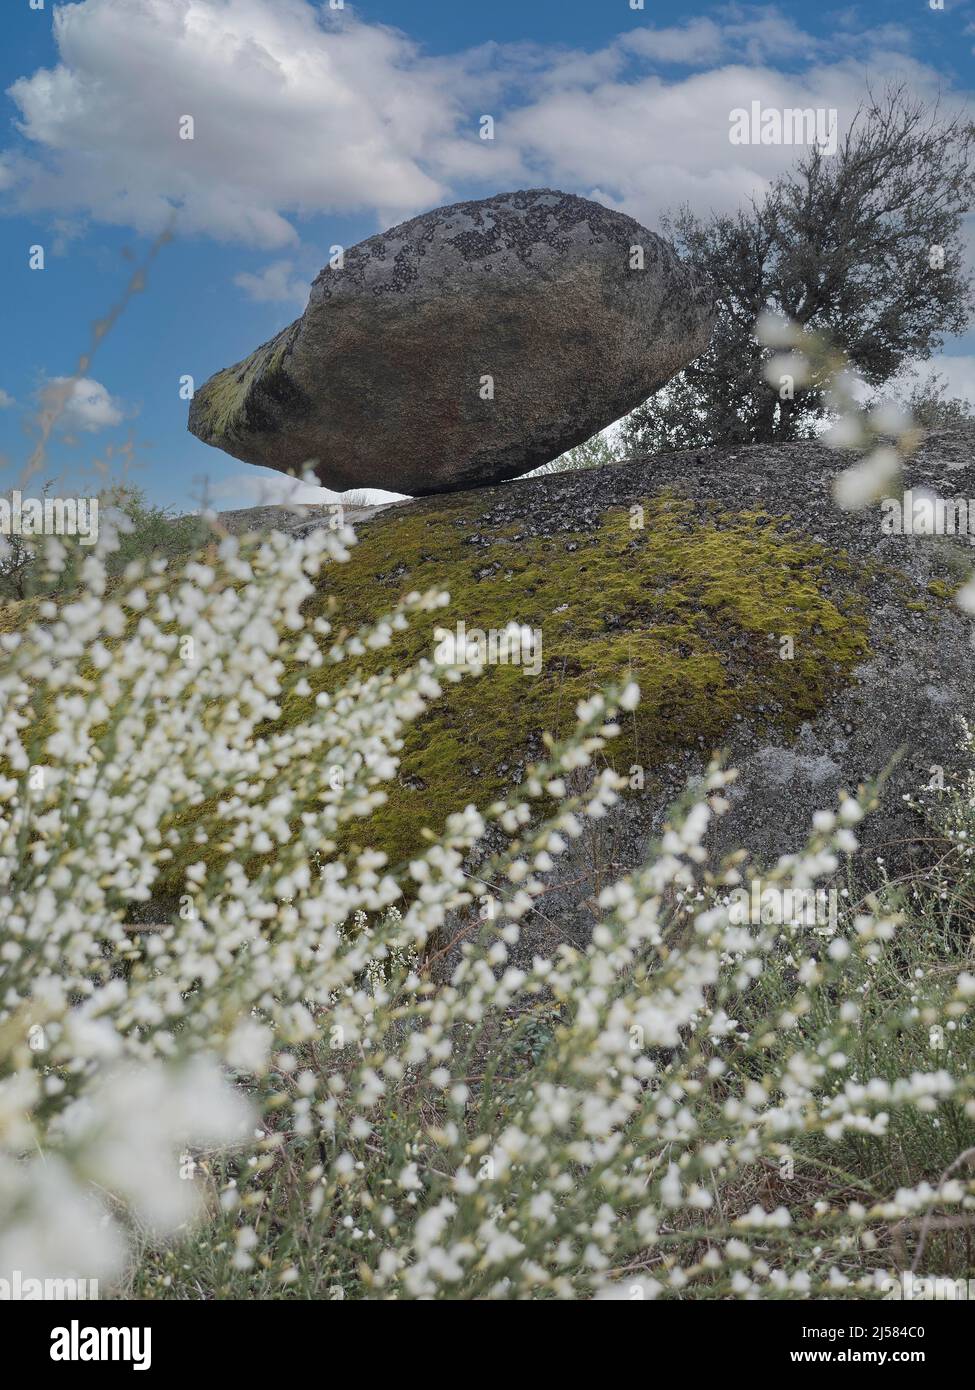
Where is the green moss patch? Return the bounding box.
[926,578,959,601]
[191,325,297,441]
[155,493,869,886]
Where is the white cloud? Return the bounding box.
[50,218,87,257]
[496,42,966,230]
[208,472,338,506]
[234,259,309,306]
[209,471,405,507]
[44,377,124,433]
[5,0,462,247]
[0,389,14,409]
[0,0,967,250]
[620,12,827,67]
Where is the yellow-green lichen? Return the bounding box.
[155,493,870,888]
[193,365,256,438]
[192,327,295,439]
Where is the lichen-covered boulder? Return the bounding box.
[187,189,714,495]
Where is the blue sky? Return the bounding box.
[1,0,974,513]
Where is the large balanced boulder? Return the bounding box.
[188,189,714,495]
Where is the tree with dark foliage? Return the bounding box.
[622,87,975,454]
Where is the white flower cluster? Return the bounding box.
[1,498,973,1299]
[760,311,975,656]
[757,312,921,511]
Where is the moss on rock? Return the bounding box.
[190,324,300,442]
[154,493,870,888]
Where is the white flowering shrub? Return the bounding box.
[2,494,974,1300]
[757,311,924,511]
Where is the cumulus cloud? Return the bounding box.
[619,11,825,66]
[507,64,868,229]
[234,259,309,306]
[5,0,462,247]
[0,0,965,249]
[0,389,14,409]
[207,473,337,507]
[43,377,124,433]
[208,472,405,507]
